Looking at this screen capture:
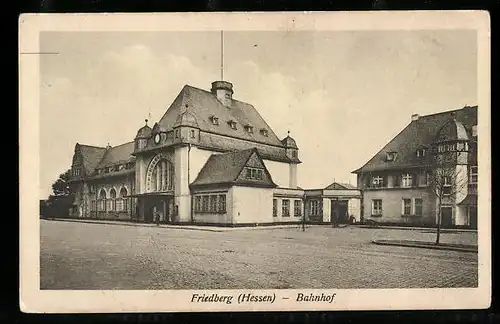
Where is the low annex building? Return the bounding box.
[352,106,478,228]
[67,80,308,225]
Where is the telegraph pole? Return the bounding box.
[220,30,224,81]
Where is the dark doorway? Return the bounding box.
[469,206,477,229]
[331,200,349,225]
[142,196,172,223]
[441,206,453,228]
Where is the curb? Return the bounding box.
[42,218,314,232]
[372,239,478,253]
[45,218,223,232]
[358,225,476,233]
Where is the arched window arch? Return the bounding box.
[98,189,106,211]
[116,187,128,212]
[147,156,174,192]
[108,188,116,211]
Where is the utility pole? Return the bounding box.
[220,30,224,81]
[302,193,306,232]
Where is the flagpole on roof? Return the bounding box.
[220,30,224,81]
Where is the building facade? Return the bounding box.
[67,80,308,225]
[352,106,478,228]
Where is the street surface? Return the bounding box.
[40,220,478,290]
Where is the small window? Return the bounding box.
[292,150,297,158]
[209,195,217,213]
[418,171,428,187]
[175,129,180,139]
[386,152,397,162]
[402,173,413,187]
[470,166,478,184]
[228,120,237,130]
[402,198,411,215]
[202,196,209,212]
[260,129,268,137]
[282,199,290,217]
[218,194,226,213]
[372,199,382,216]
[273,199,277,217]
[309,200,320,216]
[195,196,201,212]
[245,167,264,180]
[443,176,452,195]
[416,148,426,157]
[472,125,477,137]
[414,198,423,216]
[190,129,196,138]
[210,116,219,125]
[371,176,384,188]
[244,125,253,133]
[294,200,302,217]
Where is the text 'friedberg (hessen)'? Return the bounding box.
[190,293,276,305]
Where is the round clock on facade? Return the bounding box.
[154,133,161,144]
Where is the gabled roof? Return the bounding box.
[352,106,477,173]
[324,182,357,190]
[77,144,107,175]
[96,141,136,168]
[190,148,276,188]
[157,85,283,147]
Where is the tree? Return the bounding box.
[428,150,468,244]
[46,169,74,219]
[52,169,71,196]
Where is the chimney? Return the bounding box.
[211,81,233,107]
[411,114,420,121]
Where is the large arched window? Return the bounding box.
[98,189,106,211]
[108,188,116,211]
[147,157,174,192]
[116,187,128,212]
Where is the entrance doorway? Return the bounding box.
[331,200,349,225]
[441,206,453,228]
[469,206,477,229]
[142,196,173,223]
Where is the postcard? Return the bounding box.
[19,11,491,313]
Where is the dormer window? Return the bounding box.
[244,125,254,133]
[260,129,268,137]
[175,129,180,139]
[416,148,426,157]
[228,120,237,130]
[386,151,397,162]
[210,115,219,125]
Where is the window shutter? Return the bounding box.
[401,199,405,215]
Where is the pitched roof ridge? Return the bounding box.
[418,106,477,119]
[107,141,134,149]
[78,143,107,150]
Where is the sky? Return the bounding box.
[39,30,477,199]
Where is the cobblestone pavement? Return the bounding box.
[40,220,478,290]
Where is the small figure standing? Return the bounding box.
[155,211,160,226]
